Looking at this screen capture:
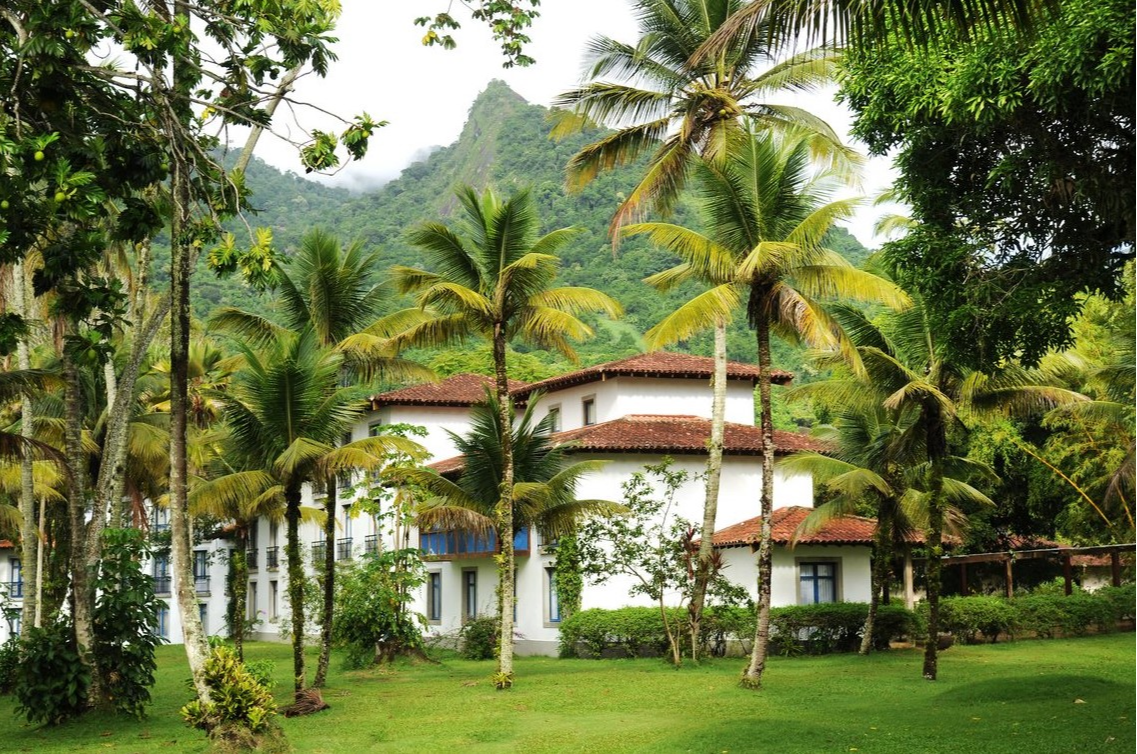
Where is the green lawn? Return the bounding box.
[1,634,1133,753]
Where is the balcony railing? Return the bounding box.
[311,541,327,562]
[194,576,211,595]
[152,522,170,534]
[153,575,172,595]
[265,546,279,569]
[337,538,353,560]
[363,535,379,556]
[246,548,258,570]
[6,581,24,598]
[420,528,530,560]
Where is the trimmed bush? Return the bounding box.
[938,596,1018,644]
[559,603,918,658]
[932,586,1132,643]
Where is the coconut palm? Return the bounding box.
[212,227,430,687]
[552,0,858,236]
[208,328,422,697]
[625,126,909,688]
[391,185,622,686]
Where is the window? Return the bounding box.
[427,572,442,623]
[582,396,596,426]
[269,581,278,619]
[156,606,169,639]
[9,558,22,598]
[368,421,383,437]
[269,520,278,548]
[7,611,20,638]
[338,432,354,489]
[193,550,210,594]
[462,569,477,621]
[546,567,561,624]
[198,603,208,635]
[247,582,258,621]
[547,405,561,432]
[799,562,838,604]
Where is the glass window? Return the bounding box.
[799,562,837,604]
[269,581,278,619]
[547,406,561,432]
[198,603,208,635]
[582,397,596,426]
[546,567,561,623]
[428,572,442,622]
[156,606,169,639]
[463,570,477,620]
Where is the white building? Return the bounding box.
[0,352,885,655]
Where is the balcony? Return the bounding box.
[194,576,211,595]
[153,575,172,595]
[363,535,379,556]
[6,581,24,599]
[337,538,353,560]
[311,541,327,563]
[246,548,258,571]
[265,546,279,570]
[420,528,530,560]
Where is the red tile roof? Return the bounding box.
[512,351,792,400]
[0,539,12,549]
[426,415,826,475]
[711,506,926,548]
[371,373,529,408]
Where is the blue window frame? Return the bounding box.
[428,572,442,622]
[198,603,208,635]
[156,606,169,639]
[463,570,477,620]
[799,562,837,604]
[8,558,22,598]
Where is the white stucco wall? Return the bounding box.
[371,405,475,464]
[718,544,873,606]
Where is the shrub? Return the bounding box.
[333,549,426,669]
[559,603,917,658]
[1096,584,1136,622]
[0,636,20,694]
[12,619,90,725]
[180,646,281,749]
[243,660,276,691]
[459,616,499,660]
[938,595,1018,644]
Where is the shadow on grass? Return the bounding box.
[933,674,1129,705]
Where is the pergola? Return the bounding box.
[941,543,1135,597]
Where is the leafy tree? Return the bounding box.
[625,126,907,688]
[837,0,1134,367]
[553,0,855,234]
[392,186,621,687]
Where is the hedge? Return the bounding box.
[933,585,1134,644]
[558,602,918,659]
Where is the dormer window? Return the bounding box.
[582,396,596,426]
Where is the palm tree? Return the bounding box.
[391,186,622,687]
[625,126,909,688]
[795,290,1083,678]
[208,328,422,697]
[552,0,858,235]
[211,227,429,687]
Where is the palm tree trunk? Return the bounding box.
[62,349,100,707]
[741,316,775,690]
[689,318,727,661]
[285,483,307,695]
[491,325,516,688]
[169,155,211,704]
[314,479,336,688]
[231,527,248,662]
[860,504,894,655]
[922,410,948,680]
[13,259,38,631]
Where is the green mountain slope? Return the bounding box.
[199,80,872,396]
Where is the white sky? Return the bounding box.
[249,0,898,247]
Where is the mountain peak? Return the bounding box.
[472,79,528,108]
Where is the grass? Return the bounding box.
[0,633,1133,753]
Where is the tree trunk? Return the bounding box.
[62,348,101,706]
[314,479,336,688]
[689,318,726,661]
[491,325,516,688]
[741,316,775,690]
[860,504,894,655]
[168,155,211,703]
[285,483,307,695]
[231,528,248,662]
[13,260,38,631]
[922,409,947,680]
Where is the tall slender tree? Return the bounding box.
[392,186,621,687]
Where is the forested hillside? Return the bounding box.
[198,80,871,404]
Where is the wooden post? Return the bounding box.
[903,547,915,610]
[1004,556,1014,599]
[1111,551,1121,587]
[1062,555,1073,596]
[961,563,969,596]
